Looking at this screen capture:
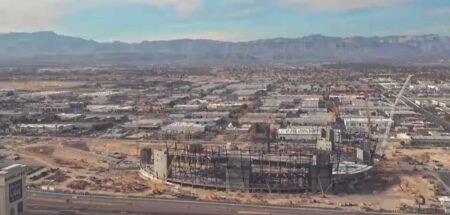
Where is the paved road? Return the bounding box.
[431,170,450,193]
[375,82,449,131]
[27,191,391,215]
[400,96,450,131]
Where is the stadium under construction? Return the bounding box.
[139,128,374,193]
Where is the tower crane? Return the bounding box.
[329,100,342,172]
[134,91,142,134]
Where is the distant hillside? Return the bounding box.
[1,31,450,65]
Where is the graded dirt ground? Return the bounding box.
[2,137,447,213]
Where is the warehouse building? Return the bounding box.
[342,116,393,132]
[277,126,322,141]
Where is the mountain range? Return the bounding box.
[1,31,450,66]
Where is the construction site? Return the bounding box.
[140,128,375,195]
[1,67,450,213]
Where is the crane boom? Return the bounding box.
[376,75,413,156]
[364,94,372,138]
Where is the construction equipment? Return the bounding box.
[376,75,413,158]
[363,92,377,164]
[328,100,342,172]
[329,103,341,118]
[318,177,332,198]
[134,90,142,134]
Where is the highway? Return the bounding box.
[27,191,392,215]
[400,95,450,131]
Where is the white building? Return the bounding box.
[342,117,393,132]
[15,124,74,133]
[86,105,134,113]
[207,103,243,111]
[277,126,322,141]
[438,196,450,214]
[182,117,222,127]
[0,164,27,215]
[173,104,203,111]
[161,122,206,134]
[225,123,252,133]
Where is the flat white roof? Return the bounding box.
[278,126,322,135]
[333,161,373,175]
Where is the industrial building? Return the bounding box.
[342,117,393,132]
[410,135,450,146]
[277,126,322,141]
[277,127,340,143]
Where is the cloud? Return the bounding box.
[0,0,203,33]
[432,7,450,17]
[215,8,259,20]
[0,0,418,35]
[0,0,71,32]
[116,0,203,17]
[276,0,414,11]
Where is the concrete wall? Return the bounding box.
[153,150,171,180]
[309,153,332,193]
[0,164,27,215]
[356,148,370,163]
[316,139,333,151]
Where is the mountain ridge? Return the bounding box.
[1,31,450,65]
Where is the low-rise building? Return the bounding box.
[225,123,252,134]
[277,126,322,141]
[207,103,243,111]
[173,104,203,111]
[342,116,393,132]
[182,117,223,127]
[191,111,229,119]
[438,196,450,214]
[14,124,74,133]
[86,105,134,113]
[287,113,335,126]
[161,122,206,135]
[239,113,285,124]
[411,135,450,146]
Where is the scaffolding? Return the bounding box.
[153,143,323,193]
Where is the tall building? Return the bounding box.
[0,164,27,215]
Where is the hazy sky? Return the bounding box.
[1,0,450,42]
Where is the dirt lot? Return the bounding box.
[1,137,448,213]
[334,147,450,212]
